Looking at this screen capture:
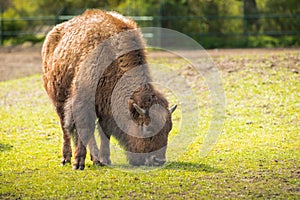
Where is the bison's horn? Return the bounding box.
[133,103,146,115]
[169,104,177,114]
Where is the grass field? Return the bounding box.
[0,49,299,199]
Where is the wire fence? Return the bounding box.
[1,13,299,48]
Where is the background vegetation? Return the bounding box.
[1,0,300,48]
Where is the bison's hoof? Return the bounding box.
[93,159,111,167]
[73,157,86,170]
[72,163,85,170]
[100,157,111,166]
[61,158,71,166]
[93,160,105,166]
[78,165,85,170]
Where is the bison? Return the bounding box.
[42,9,176,170]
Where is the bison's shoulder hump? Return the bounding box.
[106,11,137,29]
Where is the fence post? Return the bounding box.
[243,0,248,36]
[0,3,3,45]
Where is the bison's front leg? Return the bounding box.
[88,135,101,166]
[72,134,101,169]
[73,139,87,170]
[98,125,111,165]
[61,129,73,165]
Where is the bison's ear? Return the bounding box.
[169,104,177,114]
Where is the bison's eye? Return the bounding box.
[143,96,151,104]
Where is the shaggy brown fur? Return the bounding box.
[42,9,175,170]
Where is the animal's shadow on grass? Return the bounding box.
[0,143,13,152]
[89,161,223,173]
[163,161,223,173]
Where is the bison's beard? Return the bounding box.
[126,146,167,166]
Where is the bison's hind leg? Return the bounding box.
[64,101,103,170]
[64,102,86,170]
[61,127,73,165]
[64,110,86,170]
[56,103,73,166]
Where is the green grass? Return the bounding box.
[0,52,299,199]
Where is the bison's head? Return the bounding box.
[125,84,176,166]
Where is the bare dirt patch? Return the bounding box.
[0,45,43,81]
[0,45,299,82]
